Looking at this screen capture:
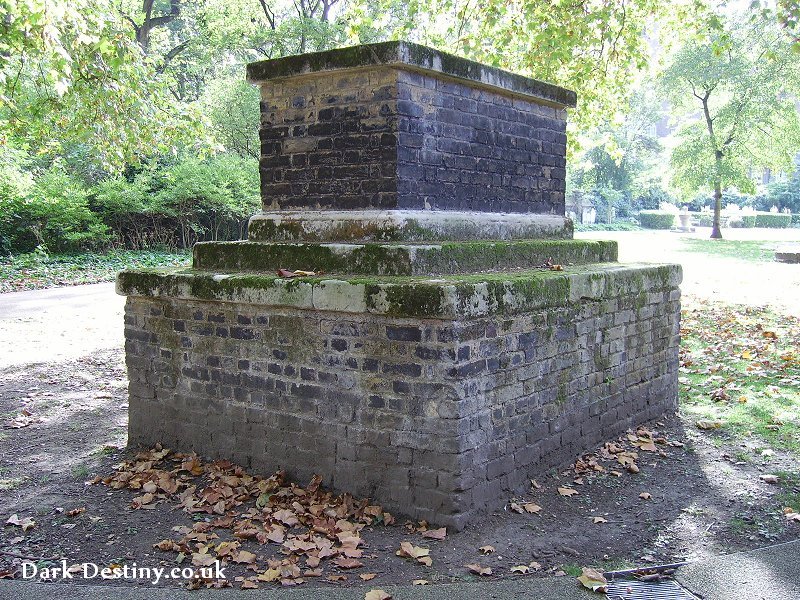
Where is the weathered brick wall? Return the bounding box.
[395,70,567,214]
[259,68,399,211]
[124,285,679,528]
[257,67,567,214]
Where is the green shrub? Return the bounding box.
[791,214,800,225]
[155,154,259,248]
[0,147,35,254]
[2,163,109,253]
[638,210,675,229]
[729,215,756,228]
[755,213,792,228]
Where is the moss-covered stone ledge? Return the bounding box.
[193,239,618,275]
[247,211,573,243]
[246,41,577,109]
[117,263,681,319]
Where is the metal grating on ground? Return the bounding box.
[606,579,701,600]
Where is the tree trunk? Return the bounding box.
[711,150,723,239]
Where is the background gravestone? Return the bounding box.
[118,41,682,529]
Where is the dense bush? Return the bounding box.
[92,154,259,249]
[638,210,675,229]
[792,214,800,225]
[1,161,109,253]
[2,150,259,254]
[755,213,792,228]
[729,215,756,228]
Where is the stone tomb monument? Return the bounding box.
[118,42,681,529]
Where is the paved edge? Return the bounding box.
[4,540,800,599]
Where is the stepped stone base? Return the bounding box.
[119,263,681,529]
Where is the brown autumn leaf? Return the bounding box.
[558,487,578,497]
[327,574,347,582]
[465,563,493,576]
[412,579,429,585]
[359,573,377,581]
[509,502,524,514]
[397,541,431,562]
[478,545,495,555]
[66,507,86,517]
[523,503,542,514]
[5,515,35,531]
[421,527,446,540]
[334,557,364,569]
[592,517,608,524]
[577,567,608,592]
[241,579,259,589]
[364,590,392,600]
[232,550,257,564]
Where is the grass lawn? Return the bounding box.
[679,302,800,456]
[679,238,779,262]
[0,249,191,293]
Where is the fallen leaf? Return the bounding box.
[412,579,428,585]
[257,568,281,582]
[327,574,347,582]
[523,503,542,514]
[241,580,259,589]
[639,492,652,500]
[5,515,35,531]
[334,557,364,569]
[529,561,542,570]
[592,517,608,524]
[478,545,495,555]
[509,502,524,514]
[696,419,723,430]
[359,573,377,581]
[558,487,578,497]
[364,590,391,600]
[759,474,779,484]
[577,567,608,592]
[510,565,530,574]
[421,527,446,540]
[66,507,86,517]
[465,563,493,576]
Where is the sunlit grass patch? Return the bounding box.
[679,239,779,262]
[679,302,800,455]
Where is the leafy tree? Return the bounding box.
[0,0,202,171]
[660,13,800,238]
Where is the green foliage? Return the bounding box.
[638,210,676,229]
[661,13,800,205]
[0,161,109,253]
[764,178,800,213]
[755,213,792,228]
[729,215,757,228]
[201,77,260,159]
[93,154,259,249]
[0,0,203,171]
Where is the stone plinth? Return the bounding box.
[118,41,681,529]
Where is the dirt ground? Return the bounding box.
[0,229,798,589]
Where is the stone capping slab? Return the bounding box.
[246,40,577,109]
[248,210,573,243]
[117,262,682,320]
[192,239,618,276]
